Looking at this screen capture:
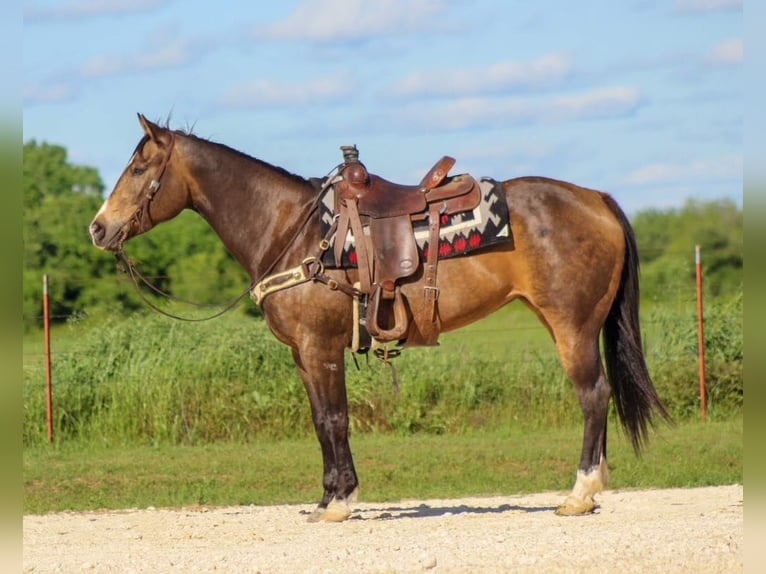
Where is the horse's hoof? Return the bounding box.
[306,489,359,523]
[554,495,596,516]
[305,499,351,522]
[322,498,352,522]
[306,507,326,523]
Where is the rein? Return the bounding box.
[116,251,255,322]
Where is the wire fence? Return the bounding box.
[23,259,747,448]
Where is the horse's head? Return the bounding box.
[89,113,190,251]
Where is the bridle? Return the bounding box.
[130,131,176,234]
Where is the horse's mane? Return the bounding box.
[147,117,311,186]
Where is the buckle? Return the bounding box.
[302,256,324,276]
[424,285,440,301]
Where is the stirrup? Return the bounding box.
[367,285,408,342]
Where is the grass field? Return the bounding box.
[24,416,741,514]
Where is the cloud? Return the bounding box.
[673,0,742,14]
[548,86,642,121]
[219,73,357,108]
[708,38,743,65]
[252,0,447,42]
[622,154,742,185]
[24,0,171,22]
[389,53,573,98]
[26,28,200,105]
[23,81,78,105]
[79,34,197,78]
[396,86,643,130]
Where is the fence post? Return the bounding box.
[695,246,707,422]
[44,274,53,443]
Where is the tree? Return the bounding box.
[23,141,113,329]
[632,198,742,301]
[23,141,253,330]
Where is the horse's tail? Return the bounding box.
[601,194,672,454]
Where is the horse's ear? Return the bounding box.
[137,113,162,143]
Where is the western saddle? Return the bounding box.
[332,145,481,347]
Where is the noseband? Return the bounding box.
[132,132,176,233]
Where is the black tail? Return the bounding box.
[601,194,671,454]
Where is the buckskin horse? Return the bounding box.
[89,114,669,521]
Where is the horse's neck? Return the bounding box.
[185,139,316,280]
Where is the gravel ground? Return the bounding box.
[23,484,743,573]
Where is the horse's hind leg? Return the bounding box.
[551,323,611,515]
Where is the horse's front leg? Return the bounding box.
[291,342,359,522]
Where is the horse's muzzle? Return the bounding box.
[89,221,106,245]
[89,219,127,251]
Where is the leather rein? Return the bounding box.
[118,138,352,321]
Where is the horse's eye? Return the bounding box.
[131,166,147,176]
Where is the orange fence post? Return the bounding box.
[695,246,707,422]
[44,274,53,443]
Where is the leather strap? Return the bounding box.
[135,132,176,232]
[334,207,350,267]
[416,202,442,345]
[346,199,373,294]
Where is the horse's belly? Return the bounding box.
[400,249,519,333]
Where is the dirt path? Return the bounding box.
[23,484,742,573]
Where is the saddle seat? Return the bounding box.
[332,146,481,347]
[341,155,474,218]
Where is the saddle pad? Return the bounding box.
[319,177,511,269]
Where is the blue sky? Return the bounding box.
[23,0,742,216]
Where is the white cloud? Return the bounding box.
[253,0,446,42]
[390,53,573,98]
[220,73,357,108]
[708,38,743,65]
[23,81,78,105]
[79,38,193,78]
[24,0,170,22]
[623,154,742,185]
[79,56,125,78]
[548,86,642,121]
[398,86,643,130]
[135,40,191,69]
[673,0,742,14]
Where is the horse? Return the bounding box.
[89,113,670,522]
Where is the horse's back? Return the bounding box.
[503,176,624,237]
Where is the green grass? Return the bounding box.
[24,416,741,514]
[22,295,742,445]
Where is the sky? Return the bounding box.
[22,0,742,216]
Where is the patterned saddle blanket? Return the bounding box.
[319,177,512,268]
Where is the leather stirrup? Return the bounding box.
[366,285,408,342]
